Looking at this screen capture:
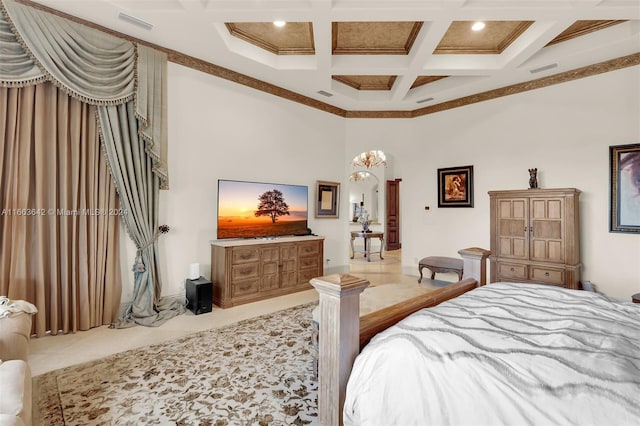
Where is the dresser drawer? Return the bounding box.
[299,267,320,284]
[232,248,260,264]
[530,266,564,285]
[232,279,260,297]
[298,242,319,256]
[299,255,319,270]
[497,262,527,280]
[231,263,259,280]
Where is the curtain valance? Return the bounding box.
[0,13,44,85]
[1,0,134,104]
[0,0,168,188]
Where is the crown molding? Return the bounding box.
[332,21,423,55]
[409,52,640,118]
[434,21,533,55]
[224,22,316,56]
[332,75,398,91]
[546,20,627,47]
[169,51,347,117]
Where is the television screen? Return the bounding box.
[217,179,309,239]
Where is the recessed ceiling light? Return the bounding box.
[471,21,485,31]
[273,21,286,28]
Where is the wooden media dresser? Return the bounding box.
[211,235,324,308]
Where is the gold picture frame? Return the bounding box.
[315,181,340,218]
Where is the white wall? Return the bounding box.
[121,63,639,304]
[346,66,640,300]
[120,63,348,303]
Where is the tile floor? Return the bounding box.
[28,249,432,376]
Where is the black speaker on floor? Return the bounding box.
[185,276,213,315]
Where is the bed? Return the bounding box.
[344,282,640,425]
[310,249,640,425]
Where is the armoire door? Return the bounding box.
[529,197,565,263]
[497,198,529,260]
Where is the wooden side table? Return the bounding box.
[632,293,640,304]
[418,256,464,283]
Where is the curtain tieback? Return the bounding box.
[131,225,170,272]
[132,232,160,273]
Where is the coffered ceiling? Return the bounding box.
[21,0,640,116]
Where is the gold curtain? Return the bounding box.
[0,82,121,336]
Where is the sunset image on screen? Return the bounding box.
[217,180,308,239]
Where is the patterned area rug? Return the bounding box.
[34,302,318,425]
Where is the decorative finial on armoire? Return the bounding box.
[528,168,538,189]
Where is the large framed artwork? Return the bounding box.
[316,181,340,218]
[438,165,474,208]
[610,143,640,233]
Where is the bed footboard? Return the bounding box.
[359,278,478,348]
[310,247,490,426]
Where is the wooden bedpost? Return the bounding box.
[310,274,369,426]
[458,247,492,285]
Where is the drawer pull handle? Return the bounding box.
[510,267,515,272]
[545,272,550,277]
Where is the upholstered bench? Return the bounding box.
[0,311,35,426]
[417,256,463,283]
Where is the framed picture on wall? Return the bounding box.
[438,165,474,208]
[316,181,340,218]
[609,143,640,233]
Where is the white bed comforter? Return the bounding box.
[343,283,640,426]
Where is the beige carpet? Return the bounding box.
[33,303,318,426]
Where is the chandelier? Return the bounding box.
[352,150,387,168]
[349,171,372,182]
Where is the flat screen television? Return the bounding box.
[217,179,309,239]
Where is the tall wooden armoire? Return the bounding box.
[488,188,581,289]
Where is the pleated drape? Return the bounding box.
[0,83,121,336]
[98,102,184,327]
